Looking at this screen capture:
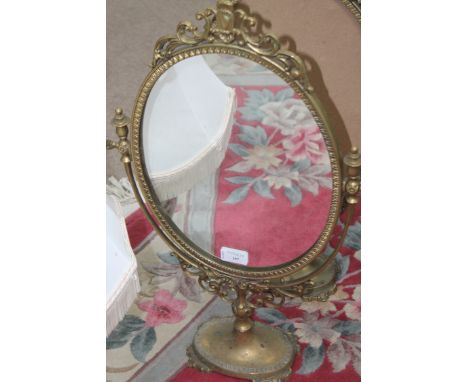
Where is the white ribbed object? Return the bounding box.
[143,55,236,200]
[106,195,140,336]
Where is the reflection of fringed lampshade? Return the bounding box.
[106,195,140,336]
[143,55,236,200]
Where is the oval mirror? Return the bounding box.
[138,52,340,272]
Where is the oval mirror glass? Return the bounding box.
[142,54,333,268]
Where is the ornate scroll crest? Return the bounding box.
[152,0,313,93]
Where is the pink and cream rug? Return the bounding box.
[106,204,361,382]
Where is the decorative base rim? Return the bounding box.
[187,317,297,382]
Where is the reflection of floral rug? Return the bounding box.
[214,86,333,267]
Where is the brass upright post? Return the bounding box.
[106,107,131,164]
[343,146,361,205]
[232,284,254,333]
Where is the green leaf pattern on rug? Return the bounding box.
[130,327,157,363]
[333,320,361,336]
[344,222,361,250]
[336,253,350,281]
[253,179,275,199]
[141,253,202,303]
[256,307,288,323]
[297,344,326,375]
[223,184,250,204]
[238,88,295,121]
[157,251,180,265]
[238,124,268,146]
[255,308,296,333]
[106,316,146,350]
[284,183,303,207]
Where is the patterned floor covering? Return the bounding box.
[106,204,360,382]
[106,85,361,381]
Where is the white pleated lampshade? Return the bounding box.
[143,55,236,200]
[106,195,140,336]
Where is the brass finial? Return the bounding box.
[344,146,361,168]
[112,107,130,129]
[108,107,131,163]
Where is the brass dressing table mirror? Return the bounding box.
[107,1,360,381]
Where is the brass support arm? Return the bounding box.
[106,107,132,164]
[343,146,361,205]
[275,147,362,293]
[232,282,254,333]
[314,147,360,275]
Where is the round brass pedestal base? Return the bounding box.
[187,317,298,382]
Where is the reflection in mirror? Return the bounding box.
[143,54,332,268]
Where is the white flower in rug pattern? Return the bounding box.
[297,162,333,196]
[283,126,325,162]
[225,155,332,206]
[225,93,332,206]
[255,306,361,376]
[227,131,282,173]
[354,250,361,261]
[328,335,361,374]
[295,312,341,348]
[239,88,295,121]
[260,98,317,135]
[245,145,283,171]
[296,314,361,375]
[299,286,349,315]
[344,286,361,320]
[265,165,299,190]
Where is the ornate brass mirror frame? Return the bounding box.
[107,1,361,381]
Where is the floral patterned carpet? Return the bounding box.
[106,204,360,382]
[106,84,361,382]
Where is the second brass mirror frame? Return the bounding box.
[108,1,361,380]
